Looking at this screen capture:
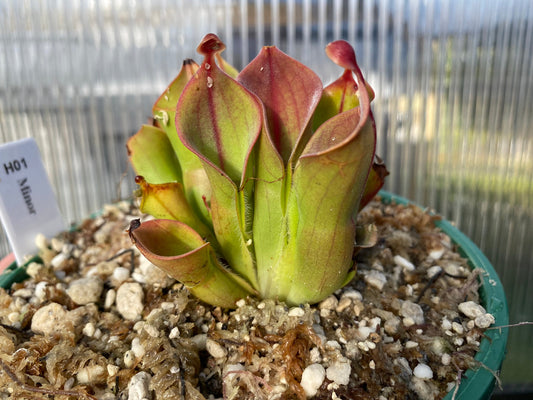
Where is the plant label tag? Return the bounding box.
[0,138,65,265]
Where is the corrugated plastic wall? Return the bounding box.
[1,0,532,386]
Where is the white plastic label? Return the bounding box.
[0,138,65,265]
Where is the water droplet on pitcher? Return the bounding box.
[205,63,211,70]
[154,110,169,126]
[207,76,214,88]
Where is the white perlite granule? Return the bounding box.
[393,255,415,271]
[128,371,151,400]
[300,363,326,397]
[326,359,351,386]
[364,270,387,291]
[413,363,434,380]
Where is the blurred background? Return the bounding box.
[1,0,531,394]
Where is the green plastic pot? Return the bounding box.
[380,191,508,400]
[0,191,508,399]
[0,254,36,289]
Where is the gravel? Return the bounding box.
[400,300,425,325]
[459,300,487,319]
[66,276,103,305]
[116,282,144,321]
[206,338,228,358]
[30,302,71,336]
[475,313,496,328]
